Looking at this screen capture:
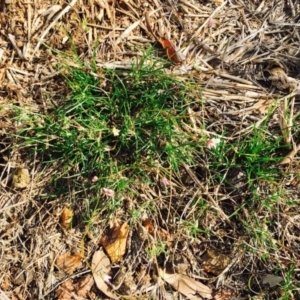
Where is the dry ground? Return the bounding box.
[1,0,300,299]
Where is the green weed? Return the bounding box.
[279,266,298,300]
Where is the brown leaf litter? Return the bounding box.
[158,267,212,299]
[56,274,94,300]
[60,207,73,229]
[56,252,83,275]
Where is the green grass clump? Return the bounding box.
[15,52,199,195]
[204,123,290,257]
[209,127,285,187]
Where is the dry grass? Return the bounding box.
[1,0,300,299]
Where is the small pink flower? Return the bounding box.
[207,18,214,27]
[91,176,98,182]
[103,274,112,283]
[161,177,170,186]
[207,138,221,149]
[103,188,114,197]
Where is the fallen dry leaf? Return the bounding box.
[214,287,236,300]
[91,249,118,299]
[56,253,82,274]
[74,274,94,297]
[60,207,73,229]
[157,227,173,246]
[56,279,74,300]
[99,222,129,263]
[158,38,185,64]
[142,219,173,246]
[202,249,230,276]
[142,218,155,236]
[158,268,212,299]
[144,11,185,64]
[12,167,30,188]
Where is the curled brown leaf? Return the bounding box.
[74,274,94,297]
[56,252,82,274]
[60,207,73,229]
[92,250,118,299]
[158,38,185,64]
[56,279,73,300]
[158,267,212,299]
[99,222,129,263]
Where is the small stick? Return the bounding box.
[145,11,159,40]
[279,143,300,165]
[7,34,24,59]
[288,0,296,17]
[116,20,141,44]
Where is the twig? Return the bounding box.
[279,143,300,165]
[116,20,141,45]
[7,34,24,59]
